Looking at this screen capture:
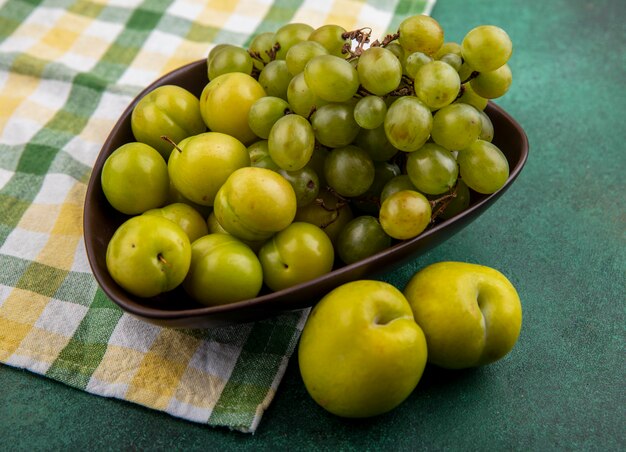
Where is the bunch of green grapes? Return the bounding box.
[225,15,512,265]
[110,15,516,304]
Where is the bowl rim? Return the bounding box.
[84,58,529,323]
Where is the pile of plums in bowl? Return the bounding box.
[84,15,528,328]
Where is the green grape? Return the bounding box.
[308,24,350,58]
[258,60,293,100]
[268,114,315,171]
[275,23,314,60]
[404,51,432,79]
[470,63,512,99]
[304,54,360,102]
[294,187,353,244]
[336,216,391,265]
[406,143,458,195]
[286,40,328,76]
[278,165,320,207]
[461,25,512,72]
[431,103,482,150]
[357,47,402,96]
[307,145,330,187]
[353,161,401,214]
[454,82,488,110]
[434,41,462,59]
[458,61,475,83]
[414,60,461,109]
[385,41,406,72]
[385,41,404,59]
[369,161,402,196]
[286,72,328,117]
[379,190,431,240]
[208,45,253,80]
[248,96,290,139]
[398,14,444,56]
[384,96,433,152]
[355,125,399,162]
[248,32,276,68]
[439,53,463,71]
[248,140,280,170]
[353,96,387,130]
[324,145,375,197]
[457,140,509,194]
[438,179,470,220]
[478,110,494,142]
[380,174,417,204]
[310,102,360,148]
[208,44,234,65]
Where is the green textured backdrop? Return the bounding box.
[1,0,624,449]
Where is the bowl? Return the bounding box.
[83,59,529,329]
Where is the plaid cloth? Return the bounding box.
[0,0,435,433]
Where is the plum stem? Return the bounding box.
[160,135,183,153]
[157,253,171,268]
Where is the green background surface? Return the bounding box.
[1,0,624,449]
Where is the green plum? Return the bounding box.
[206,211,267,253]
[131,85,205,159]
[213,167,297,242]
[183,233,263,306]
[258,222,334,291]
[167,181,212,218]
[200,72,266,145]
[106,215,191,298]
[168,132,250,206]
[404,261,522,369]
[143,202,209,243]
[101,142,169,215]
[298,280,427,418]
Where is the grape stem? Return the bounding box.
[341,27,373,60]
[313,194,347,229]
[369,32,400,48]
[266,43,281,61]
[385,75,415,97]
[324,187,350,206]
[453,84,466,102]
[428,185,459,222]
[461,71,480,84]
[248,50,265,64]
[387,84,415,97]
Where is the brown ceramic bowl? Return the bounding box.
[84,59,529,329]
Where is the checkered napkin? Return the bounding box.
[0,0,435,433]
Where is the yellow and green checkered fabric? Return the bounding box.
[0,0,435,433]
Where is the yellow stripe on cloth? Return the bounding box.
[0,0,435,433]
